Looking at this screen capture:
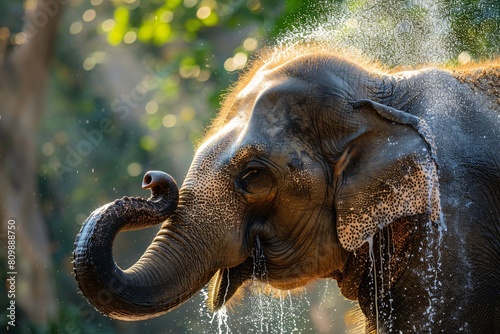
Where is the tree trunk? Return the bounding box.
[0,0,64,326]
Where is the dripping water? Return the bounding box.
[210,306,231,334]
[386,225,395,332]
[252,236,267,282]
[239,236,312,333]
[365,215,446,331]
[208,269,233,334]
[253,236,268,333]
[366,235,380,333]
[201,236,310,333]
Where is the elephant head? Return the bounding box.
[73,47,443,320]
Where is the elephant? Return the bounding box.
[73,45,500,333]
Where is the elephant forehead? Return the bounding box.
[237,67,310,111]
[242,90,310,142]
[196,118,245,162]
[181,120,247,226]
[235,64,286,102]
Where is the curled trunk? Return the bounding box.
[73,171,213,320]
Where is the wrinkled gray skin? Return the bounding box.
[74,49,500,332]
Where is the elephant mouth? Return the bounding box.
[207,232,279,311]
[329,269,344,283]
[332,249,367,301]
[207,241,324,311]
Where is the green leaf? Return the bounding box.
[140,135,157,151]
[153,22,172,45]
[108,6,130,45]
[185,18,201,32]
[114,6,130,25]
[200,12,219,27]
[138,20,155,42]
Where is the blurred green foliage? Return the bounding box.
[276,0,500,67]
[444,0,500,60]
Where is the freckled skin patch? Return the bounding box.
[336,155,441,251]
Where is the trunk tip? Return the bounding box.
[142,170,171,189]
[142,170,179,205]
[142,170,177,190]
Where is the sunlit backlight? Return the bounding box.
[184,0,198,8]
[145,101,159,114]
[69,22,83,34]
[42,143,55,156]
[127,162,143,177]
[197,6,211,20]
[180,65,201,79]
[24,0,36,11]
[83,9,96,22]
[247,0,262,11]
[160,11,174,23]
[83,57,96,71]
[14,33,27,45]
[140,136,157,151]
[224,57,236,72]
[162,114,177,128]
[243,37,258,51]
[196,69,211,82]
[345,17,358,29]
[180,107,195,123]
[91,0,103,5]
[83,52,105,71]
[224,52,248,72]
[123,31,137,44]
[101,19,115,32]
[233,52,248,68]
[458,51,471,64]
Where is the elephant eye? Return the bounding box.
[238,167,269,192]
[236,163,276,202]
[241,168,258,180]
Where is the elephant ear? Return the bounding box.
[334,99,443,252]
